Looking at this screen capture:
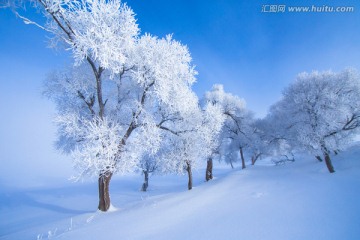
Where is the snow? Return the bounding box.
[1,144,360,240]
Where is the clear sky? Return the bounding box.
[1,0,360,186]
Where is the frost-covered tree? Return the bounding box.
[137,93,221,192]
[205,84,254,169]
[24,0,140,212]
[224,109,255,169]
[138,155,158,192]
[200,94,226,181]
[269,69,360,172]
[254,109,296,164]
[151,102,224,190]
[19,0,198,211]
[201,103,225,181]
[245,119,266,165]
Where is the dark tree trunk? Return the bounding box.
[321,143,335,173]
[315,155,323,162]
[240,147,246,169]
[98,172,113,211]
[324,151,335,173]
[251,153,260,165]
[206,158,213,181]
[141,170,149,192]
[186,161,193,190]
[229,159,234,169]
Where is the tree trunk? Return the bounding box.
[315,155,323,162]
[229,159,234,169]
[206,158,213,181]
[323,151,335,173]
[98,172,113,212]
[251,153,260,165]
[141,170,149,192]
[321,143,335,173]
[186,161,193,190]
[240,147,246,169]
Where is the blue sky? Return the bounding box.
[127,0,360,115]
[1,0,360,186]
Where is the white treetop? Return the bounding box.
[272,69,360,154]
[39,0,200,181]
[36,0,139,74]
[265,69,360,172]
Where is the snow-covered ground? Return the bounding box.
[1,144,360,240]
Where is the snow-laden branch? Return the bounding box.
[15,11,52,32]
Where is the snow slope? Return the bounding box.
[1,144,360,240]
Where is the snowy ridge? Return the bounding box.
[1,144,360,239]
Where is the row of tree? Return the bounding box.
[209,70,360,174]
[7,0,360,212]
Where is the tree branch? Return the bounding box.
[77,91,95,116]
[15,11,51,32]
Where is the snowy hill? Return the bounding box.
[1,144,360,240]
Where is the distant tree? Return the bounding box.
[139,155,158,192]
[268,69,360,173]
[254,110,296,164]
[201,103,225,181]
[224,109,255,169]
[200,92,226,181]
[137,95,224,191]
[247,120,265,165]
[204,84,254,170]
[153,103,224,189]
